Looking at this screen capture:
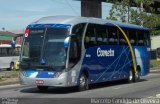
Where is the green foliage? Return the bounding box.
[107,0,160,36]
[135,0,153,6]
[107,0,130,23]
[150,60,160,68]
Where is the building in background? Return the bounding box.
[0,31,23,70]
[151,35,160,59]
[151,35,160,50]
[0,31,23,45]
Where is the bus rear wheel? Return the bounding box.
[135,69,141,82]
[78,74,89,91]
[37,86,48,91]
[127,69,135,83]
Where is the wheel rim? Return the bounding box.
[79,75,88,90]
[129,70,133,81]
[10,63,14,70]
[136,70,140,80]
[80,76,86,88]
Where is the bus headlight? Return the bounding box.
[54,72,62,78]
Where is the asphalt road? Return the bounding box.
[0,70,160,104]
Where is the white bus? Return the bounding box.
[0,44,21,70]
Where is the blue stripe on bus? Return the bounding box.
[82,45,150,83]
[105,22,149,30]
[25,70,58,78]
[27,24,71,28]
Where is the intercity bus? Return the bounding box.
[19,16,150,91]
[0,44,21,70]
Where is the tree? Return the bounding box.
[107,0,160,36]
[107,0,131,23]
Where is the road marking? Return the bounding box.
[147,96,154,98]
[148,73,160,76]
[147,94,160,98]
[113,85,130,90]
[156,94,160,98]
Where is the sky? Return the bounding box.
[0,0,111,32]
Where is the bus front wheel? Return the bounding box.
[78,74,89,91]
[10,62,14,70]
[7,62,14,71]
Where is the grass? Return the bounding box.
[150,60,160,68]
[0,70,19,85]
[0,71,19,80]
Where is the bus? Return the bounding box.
[19,16,150,91]
[156,47,160,61]
[0,44,21,70]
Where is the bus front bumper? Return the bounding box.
[19,72,70,87]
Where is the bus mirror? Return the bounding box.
[64,37,70,48]
[68,34,76,37]
[71,33,76,36]
[11,40,16,48]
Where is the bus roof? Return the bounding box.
[30,15,149,31]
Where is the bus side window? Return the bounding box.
[108,26,118,45]
[118,28,126,45]
[128,29,136,46]
[96,25,103,45]
[96,24,108,45]
[69,23,85,68]
[103,28,108,45]
[1,48,7,56]
[9,48,13,56]
[137,31,144,46]
[144,31,150,46]
[69,36,78,68]
[84,24,96,48]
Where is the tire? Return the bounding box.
[135,69,141,82]
[78,74,89,91]
[7,62,14,71]
[37,86,48,91]
[127,68,135,83]
[10,62,14,70]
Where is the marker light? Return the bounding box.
[24,28,30,37]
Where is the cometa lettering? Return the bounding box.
[97,47,114,57]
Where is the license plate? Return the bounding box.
[35,80,44,85]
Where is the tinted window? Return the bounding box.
[84,24,97,48]
[108,26,118,45]
[69,23,85,68]
[96,24,108,45]
[144,31,150,46]
[0,47,20,57]
[118,28,127,45]
[128,29,137,46]
[137,31,145,46]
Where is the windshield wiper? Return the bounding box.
[35,64,54,69]
[23,57,39,62]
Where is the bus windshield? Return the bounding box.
[22,28,69,71]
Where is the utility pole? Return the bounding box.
[81,0,102,18]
